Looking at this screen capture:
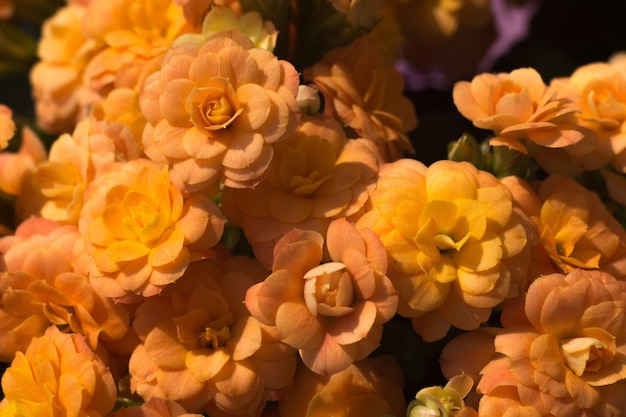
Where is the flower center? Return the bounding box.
[188,77,242,133]
[303,262,354,317]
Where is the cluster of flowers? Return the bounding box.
[1,0,626,416]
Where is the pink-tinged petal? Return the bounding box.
[234,83,271,131]
[182,126,227,159]
[159,79,195,127]
[300,333,356,376]
[327,301,377,345]
[158,367,206,403]
[267,191,313,223]
[246,270,301,325]
[221,132,265,169]
[326,218,365,261]
[272,229,323,273]
[275,301,325,349]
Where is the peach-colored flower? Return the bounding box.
[444,269,626,417]
[0,216,136,362]
[0,104,15,150]
[75,158,225,302]
[0,326,117,417]
[0,126,47,197]
[508,174,626,278]
[129,256,296,416]
[534,59,626,177]
[81,0,194,102]
[15,116,142,225]
[220,115,383,268]
[303,33,418,160]
[108,397,203,417]
[139,28,301,193]
[276,355,406,417]
[245,218,398,375]
[356,159,532,342]
[453,67,587,154]
[30,3,104,134]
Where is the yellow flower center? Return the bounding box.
[188,77,243,133]
[303,262,354,317]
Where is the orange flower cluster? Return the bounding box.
[7,1,626,417]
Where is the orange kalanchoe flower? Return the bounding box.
[245,218,398,375]
[108,397,203,417]
[220,115,382,268]
[30,3,104,134]
[0,326,117,417]
[75,158,225,302]
[533,57,626,178]
[443,269,626,417]
[129,256,296,417]
[357,159,531,341]
[534,175,626,277]
[0,216,136,362]
[0,125,47,198]
[81,0,194,101]
[276,355,406,417]
[15,116,143,225]
[303,33,418,160]
[139,28,301,193]
[453,67,587,155]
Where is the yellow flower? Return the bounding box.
[245,218,398,375]
[220,114,382,268]
[0,216,136,362]
[76,158,225,301]
[139,29,301,192]
[129,256,296,416]
[357,159,531,341]
[453,67,587,154]
[175,6,278,52]
[16,116,143,225]
[276,356,406,417]
[303,33,418,160]
[0,326,116,417]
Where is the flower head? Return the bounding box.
[129,256,296,416]
[453,67,587,154]
[245,218,398,375]
[16,116,142,225]
[357,159,532,341]
[139,28,301,192]
[76,158,225,301]
[0,326,117,417]
[30,3,103,134]
[0,104,15,150]
[303,33,418,160]
[445,269,626,416]
[220,115,382,268]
